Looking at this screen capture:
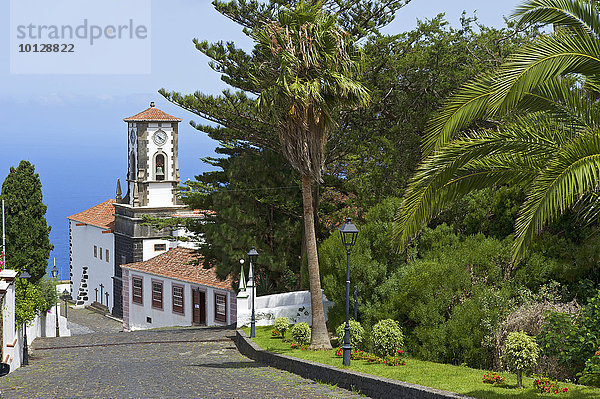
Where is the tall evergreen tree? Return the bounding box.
[1,160,53,282]
[181,144,303,293]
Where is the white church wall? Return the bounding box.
[142,238,170,261]
[236,290,334,328]
[70,221,114,308]
[146,183,174,207]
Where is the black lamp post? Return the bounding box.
[51,266,60,337]
[19,269,31,366]
[248,247,259,338]
[62,289,69,318]
[339,218,359,366]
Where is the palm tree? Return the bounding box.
[252,0,369,349]
[394,0,600,260]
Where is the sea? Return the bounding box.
[1,96,218,280]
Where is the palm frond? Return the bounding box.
[518,77,599,133]
[490,29,600,113]
[423,72,496,156]
[514,128,600,259]
[512,0,600,37]
[395,118,564,251]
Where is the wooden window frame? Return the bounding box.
[94,245,97,258]
[105,249,109,263]
[214,292,227,323]
[154,243,166,252]
[172,284,184,315]
[151,280,163,310]
[99,247,103,260]
[132,276,143,305]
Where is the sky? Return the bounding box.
[0,0,524,280]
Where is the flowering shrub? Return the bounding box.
[290,342,308,350]
[335,347,342,357]
[335,319,365,349]
[579,346,600,387]
[274,317,290,338]
[503,331,540,388]
[271,329,281,337]
[533,375,568,394]
[290,322,311,345]
[384,354,406,366]
[371,319,404,358]
[482,372,505,385]
[352,349,367,360]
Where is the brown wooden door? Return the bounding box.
[192,288,206,325]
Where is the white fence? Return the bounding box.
[0,270,70,373]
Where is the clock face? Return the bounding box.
[129,129,136,144]
[153,130,167,146]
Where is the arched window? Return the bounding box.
[155,154,166,181]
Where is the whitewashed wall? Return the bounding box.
[69,220,114,309]
[142,238,170,261]
[124,270,236,331]
[236,290,334,328]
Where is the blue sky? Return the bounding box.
[0,0,523,279]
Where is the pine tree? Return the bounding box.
[181,144,303,293]
[1,160,53,282]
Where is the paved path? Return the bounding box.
[0,310,363,398]
[66,307,122,335]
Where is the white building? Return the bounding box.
[68,103,216,317]
[67,199,116,309]
[122,247,236,330]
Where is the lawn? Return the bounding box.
[242,326,600,399]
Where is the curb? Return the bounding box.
[234,330,474,399]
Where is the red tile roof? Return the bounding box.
[123,247,234,290]
[67,199,115,230]
[123,106,182,122]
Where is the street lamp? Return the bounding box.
[62,289,70,319]
[248,247,259,338]
[19,269,31,366]
[51,266,60,337]
[339,218,359,366]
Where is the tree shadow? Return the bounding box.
[189,361,265,369]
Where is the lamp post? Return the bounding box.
[62,289,69,318]
[19,269,31,366]
[51,265,60,337]
[339,218,359,366]
[248,247,259,338]
[353,286,358,321]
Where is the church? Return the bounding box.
[67,103,236,328]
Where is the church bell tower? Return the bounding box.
[123,101,183,207]
[112,102,186,317]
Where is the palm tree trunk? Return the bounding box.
[301,173,331,350]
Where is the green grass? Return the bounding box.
[243,326,600,399]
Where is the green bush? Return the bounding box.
[290,322,311,345]
[539,289,600,375]
[335,319,365,350]
[578,347,600,387]
[503,331,540,388]
[274,317,290,338]
[371,319,403,358]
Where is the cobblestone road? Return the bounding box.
[0,309,363,398]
